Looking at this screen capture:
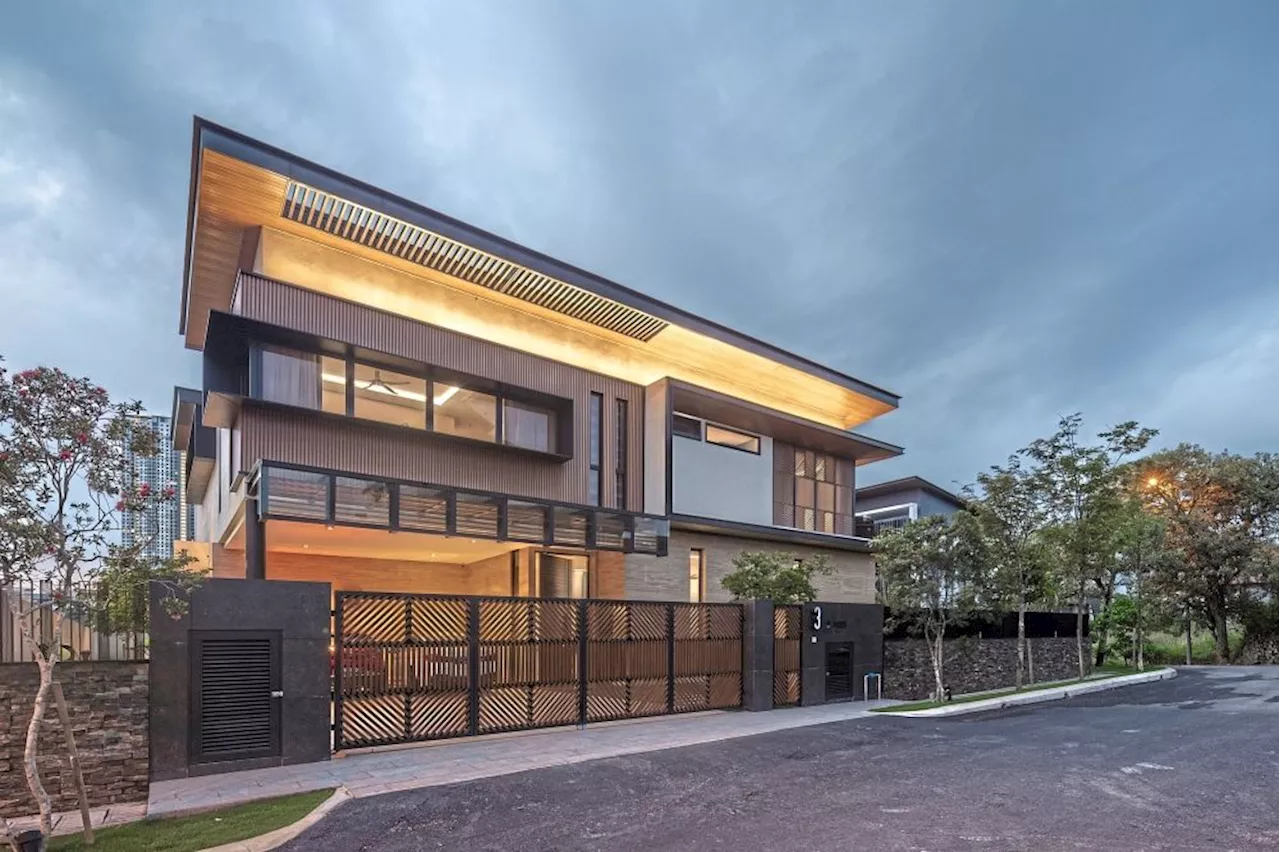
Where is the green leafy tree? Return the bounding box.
[969,454,1048,689]
[875,514,987,701]
[1138,445,1278,663]
[1108,493,1169,670]
[0,361,203,840]
[1023,414,1157,678]
[720,551,832,604]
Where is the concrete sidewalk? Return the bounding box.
[149,699,896,817]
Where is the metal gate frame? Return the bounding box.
[333,593,744,751]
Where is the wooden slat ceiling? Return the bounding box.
[184,150,896,430]
[281,181,669,342]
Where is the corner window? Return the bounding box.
[352,363,426,428]
[434,386,497,442]
[503,400,556,453]
[672,413,702,440]
[258,346,346,415]
[705,424,761,454]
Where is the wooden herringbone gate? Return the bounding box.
[332,592,743,750]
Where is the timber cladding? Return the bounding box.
[236,275,645,509]
[0,662,149,818]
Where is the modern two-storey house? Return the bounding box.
[171,119,903,607]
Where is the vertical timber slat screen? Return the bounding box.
[773,605,802,707]
[334,593,743,750]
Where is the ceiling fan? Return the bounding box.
[358,370,411,396]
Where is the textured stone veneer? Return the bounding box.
[883,636,1088,700]
[0,662,149,818]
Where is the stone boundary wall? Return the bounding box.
[0,662,148,818]
[883,636,1087,701]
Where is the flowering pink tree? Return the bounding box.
[0,360,202,839]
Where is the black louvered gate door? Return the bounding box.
[190,630,282,764]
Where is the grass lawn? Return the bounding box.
[48,789,333,852]
[872,668,1142,714]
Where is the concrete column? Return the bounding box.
[741,600,775,712]
[244,498,266,580]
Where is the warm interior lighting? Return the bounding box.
[322,371,459,405]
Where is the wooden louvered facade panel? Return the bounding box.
[236,275,646,509]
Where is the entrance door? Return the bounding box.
[824,642,854,702]
[536,553,589,598]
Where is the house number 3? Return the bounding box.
[812,605,823,631]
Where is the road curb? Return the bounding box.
[881,668,1178,718]
[194,786,351,852]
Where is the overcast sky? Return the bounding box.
[1,1,1275,489]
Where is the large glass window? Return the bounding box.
[260,346,346,414]
[252,345,567,454]
[434,386,497,442]
[352,363,426,427]
[503,400,556,453]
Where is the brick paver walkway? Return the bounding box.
[149,700,894,817]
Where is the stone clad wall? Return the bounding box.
[0,662,149,818]
[883,637,1085,700]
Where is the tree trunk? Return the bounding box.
[1211,606,1230,664]
[53,680,94,845]
[1015,598,1026,690]
[1075,583,1086,680]
[1093,584,1115,668]
[929,628,946,702]
[1134,566,1144,672]
[24,658,55,837]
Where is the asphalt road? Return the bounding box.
[284,666,1278,852]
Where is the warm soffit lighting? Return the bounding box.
[321,372,459,405]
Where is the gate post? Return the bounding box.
[741,600,774,712]
[467,599,480,736]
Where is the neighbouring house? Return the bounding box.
[169,118,905,606]
[854,476,964,535]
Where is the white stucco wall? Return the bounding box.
[671,433,773,525]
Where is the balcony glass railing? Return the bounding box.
[258,462,670,556]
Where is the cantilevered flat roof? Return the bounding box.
[180,117,901,428]
[856,476,964,507]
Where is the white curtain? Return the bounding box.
[261,348,321,409]
[504,404,552,451]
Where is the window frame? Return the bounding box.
[688,548,705,602]
[614,398,628,510]
[246,341,570,458]
[672,413,703,441]
[588,393,604,506]
[704,422,762,455]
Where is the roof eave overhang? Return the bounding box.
[180,117,900,410]
[667,379,903,464]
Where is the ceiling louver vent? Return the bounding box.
[282,182,669,342]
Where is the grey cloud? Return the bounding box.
[0,0,1274,488]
